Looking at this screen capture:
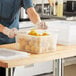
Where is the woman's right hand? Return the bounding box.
[2,27,18,38]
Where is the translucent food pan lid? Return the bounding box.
[0,48,30,60]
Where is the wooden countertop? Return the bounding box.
[0,43,76,68]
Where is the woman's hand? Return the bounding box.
[2,27,18,38]
[36,21,48,29]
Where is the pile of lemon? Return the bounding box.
[28,29,48,36]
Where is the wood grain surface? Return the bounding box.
[0,44,76,68]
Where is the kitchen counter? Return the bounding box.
[0,44,76,76]
[0,43,76,68]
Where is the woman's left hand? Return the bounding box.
[36,21,48,29]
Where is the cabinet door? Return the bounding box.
[14,64,35,76]
[14,61,53,76]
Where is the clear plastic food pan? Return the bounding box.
[16,30,57,54]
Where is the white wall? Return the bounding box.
[33,0,68,4]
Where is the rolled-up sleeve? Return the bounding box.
[23,0,33,10]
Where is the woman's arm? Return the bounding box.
[48,0,53,6]
[26,7,47,29]
[26,7,41,24]
[0,24,17,38]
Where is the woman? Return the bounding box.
[0,0,47,75]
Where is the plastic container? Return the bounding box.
[47,20,76,45]
[16,31,57,54]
